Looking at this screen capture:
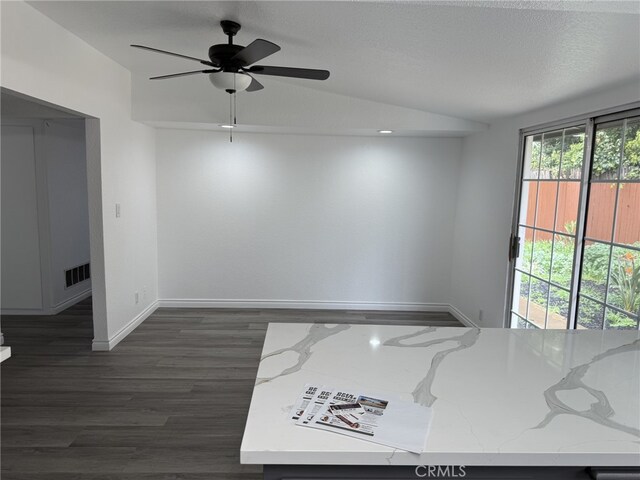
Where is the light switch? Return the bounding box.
[115,203,121,218]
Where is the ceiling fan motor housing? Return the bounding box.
[208,44,245,71]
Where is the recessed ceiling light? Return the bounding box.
[378,130,393,134]
[220,124,235,129]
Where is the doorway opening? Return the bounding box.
[1,89,106,349]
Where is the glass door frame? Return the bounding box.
[504,101,640,329]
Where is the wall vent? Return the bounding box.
[65,263,90,289]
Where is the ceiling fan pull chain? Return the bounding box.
[233,75,237,126]
[234,91,237,126]
[229,93,233,143]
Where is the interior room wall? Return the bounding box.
[1,1,158,349]
[450,80,640,328]
[44,119,92,308]
[1,118,91,314]
[0,124,43,311]
[157,130,462,310]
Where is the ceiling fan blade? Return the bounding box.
[131,44,217,67]
[150,69,218,80]
[245,74,264,92]
[231,39,281,66]
[247,65,330,80]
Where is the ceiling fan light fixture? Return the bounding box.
[209,71,252,92]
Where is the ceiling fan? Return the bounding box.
[131,20,330,94]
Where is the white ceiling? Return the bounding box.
[27,1,640,136]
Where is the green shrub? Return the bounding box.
[606,310,638,329]
[582,243,611,282]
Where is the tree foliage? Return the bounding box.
[529,121,640,180]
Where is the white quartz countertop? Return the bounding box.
[240,323,640,466]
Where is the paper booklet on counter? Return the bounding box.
[289,383,432,454]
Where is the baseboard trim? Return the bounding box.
[1,289,91,316]
[448,304,480,328]
[51,289,92,314]
[92,301,158,351]
[157,298,452,312]
[158,298,482,328]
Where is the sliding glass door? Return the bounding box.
[577,115,640,329]
[508,107,640,330]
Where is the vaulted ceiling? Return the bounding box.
[28,1,640,136]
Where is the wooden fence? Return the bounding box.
[525,182,640,244]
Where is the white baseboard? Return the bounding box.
[448,304,480,328]
[92,301,158,351]
[51,289,92,314]
[158,298,452,312]
[1,289,91,316]
[89,300,477,353]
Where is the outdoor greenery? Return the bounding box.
[530,121,640,180]
[521,238,640,329]
[519,120,640,330]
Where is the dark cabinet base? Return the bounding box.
[264,465,640,480]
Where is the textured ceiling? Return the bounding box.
[26,1,640,134]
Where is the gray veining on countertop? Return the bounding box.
[384,327,481,407]
[256,323,351,385]
[535,338,640,437]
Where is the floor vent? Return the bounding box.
[65,263,90,288]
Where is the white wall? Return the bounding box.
[157,130,462,309]
[1,2,158,349]
[450,80,640,328]
[0,125,43,310]
[44,119,91,308]
[1,118,91,314]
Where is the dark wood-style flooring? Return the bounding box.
[1,297,460,479]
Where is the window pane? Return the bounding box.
[540,131,563,179]
[607,246,640,315]
[512,271,531,318]
[551,234,574,289]
[523,135,542,179]
[527,277,548,328]
[621,118,640,181]
[517,227,534,273]
[555,182,580,233]
[580,240,611,303]
[592,121,623,181]
[535,181,558,231]
[605,308,638,330]
[560,127,585,179]
[531,231,552,280]
[520,181,538,227]
[585,183,617,242]
[511,314,523,328]
[577,296,604,330]
[547,286,570,329]
[515,315,535,329]
[613,182,640,247]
